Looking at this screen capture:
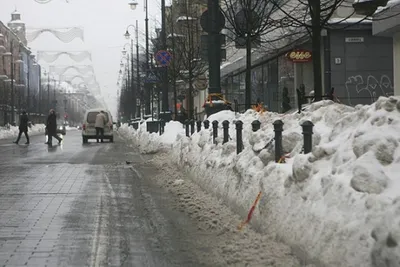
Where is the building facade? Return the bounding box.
[372,1,400,96]
[220,1,394,112]
[0,11,42,125]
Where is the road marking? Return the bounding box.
[89,193,103,267]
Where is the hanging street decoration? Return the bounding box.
[26,27,84,42]
[34,0,69,3]
[49,65,94,76]
[37,51,92,63]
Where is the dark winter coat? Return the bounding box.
[46,113,57,135]
[19,114,29,132]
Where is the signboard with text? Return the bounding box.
[286,49,312,63]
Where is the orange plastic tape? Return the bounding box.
[237,191,262,231]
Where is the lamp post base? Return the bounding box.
[203,93,233,117]
[159,111,172,122]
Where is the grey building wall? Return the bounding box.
[330,27,393,106]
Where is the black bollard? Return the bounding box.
[196,121,202,132]
[159,119,165,135]
[301,120,314,154]
[185,120,190,137]
[190,119,195,135]
[251,120,261,132]
[222,120,229,144]
[212,120,219,144]
[235,120,243,154]
[204,120,210,129]
[273,120,284,162]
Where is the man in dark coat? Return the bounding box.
[45,109,62,147]
[13,110,30,145]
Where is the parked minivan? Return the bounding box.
[82,109,114,143]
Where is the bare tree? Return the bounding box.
[166,0,208,119]
[165,4,185,119]
[221,0,284,109]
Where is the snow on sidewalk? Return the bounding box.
[120,96,400,267]
[0,124,46,140]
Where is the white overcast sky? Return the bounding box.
[0,0,169,116]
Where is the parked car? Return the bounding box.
[81,109,114,144]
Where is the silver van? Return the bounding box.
[81,109,114,143]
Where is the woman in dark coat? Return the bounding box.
[14,110,30,145]
[45,109,62,146]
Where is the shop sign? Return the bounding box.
[286,49,312,63]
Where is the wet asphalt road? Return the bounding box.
[0,129,209,267]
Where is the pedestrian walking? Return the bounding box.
[95,111,106,143]
[13,110,30,145]
[45,109,62,147]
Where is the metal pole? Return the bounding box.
[145,0,150,115]
[161,0,169,113]
[47,74,50,111]
[136,20,140,119]
[130,37,136,118]
[38,68,42,115]
[10,40,15,124]
[127,54,130,118]
[27,57,30,115]
[207,0,222,95]
[170,4,177,120]
[53,78,56,109]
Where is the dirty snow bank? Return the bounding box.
[0,124,46,140]
[147,152,308,267]
[122,97,400,267]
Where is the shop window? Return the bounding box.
[251,66,263,104]
[278,55,294,111]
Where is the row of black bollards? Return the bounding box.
[183,119,314,160]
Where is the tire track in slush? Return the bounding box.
[90,169,119,267]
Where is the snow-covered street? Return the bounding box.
[0,124,46,140]
[120,96,400,267]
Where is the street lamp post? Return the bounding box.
[121,50,131,118]
[203,0,225,116]
[53,78,56,109]
[129,0,151,116]
[125,20,140,119]
[27,54,31,115]
[10,41,15,124]
[160,0,169,116]
[43,70,51,112]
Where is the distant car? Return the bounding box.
[56,120,66,135]
[81,109,114,144]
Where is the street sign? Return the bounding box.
[234,9,262,35]
[200,9,225,33]
[155,50,172,67]
[145,70,160,83]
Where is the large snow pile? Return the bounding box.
[121,96,400,267]
[118,120,185,154]
[0,124,46,140]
